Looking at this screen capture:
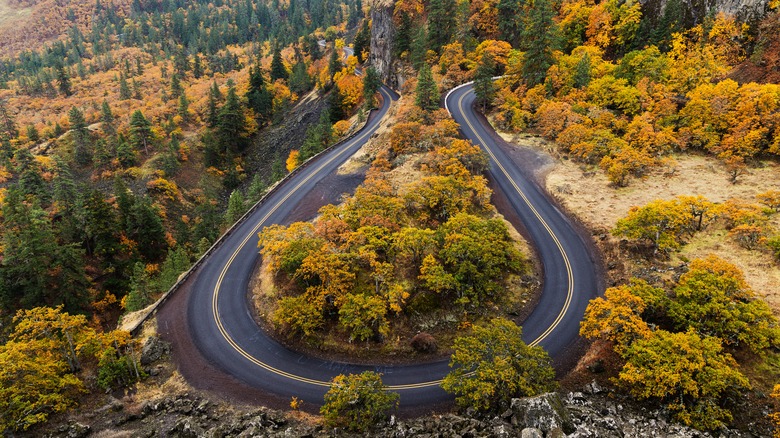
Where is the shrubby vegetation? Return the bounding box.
[441,318,556,412]
[258,86,526,343]
[320,371,399,432]
[580,256,779,429]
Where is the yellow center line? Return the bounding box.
[210,87,443,390]
[455,90,574,346]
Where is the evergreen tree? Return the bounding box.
[55,62,73,97]
[100,100,115,134]
[328,84,346,123]
[224,190,246,226]
[246,66,274,123]
[270,47,288,81]
[0,100,17,140]
[206,81,223,128]
[473,53,496,111]
[498,0,526,48]
[395,13,413,58]
[129,110,152,154]
[363,66,380,108]
[522,0,558,87]
[217,83,248,154]
[26,125,40,144]
[177,93,191,122]
[127,196,168,262]
[353,19,370,63]
[68,107,92,166]
[573,52,592,88]
[415,64,439,112]
[427,0,455,54]
[289,61,313,95]
[328,47,342,82]
[119,72,131,100]
[192,54,203,79]
[410,25,428,69]
[14,148,48,203]
[170,74,183,98]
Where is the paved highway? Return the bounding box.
[174,82,601,409]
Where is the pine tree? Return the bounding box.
[224,190,247,226]
[192,54,203,79]
[498,0,526,48]
[328,84,346,123]
[178,94,191,123]
[353,19,370,63]
[68,107,91,166]
[522,0,558,87]
[270,47,288,81]
[170,74,183,99]
[473,53,496,112]
[328,47,342,82]
[246,66,274,123]
[55,62,73,97]
[119,72,131,100]
[573,52,591,88]
[415,64,439,112]
[427,0,456,54]
[289,61,313,95]
[101,100,115,134]
[129,110,152,154]
[217,83,248,154]
[206,81,223,128]
[363,66,380,108]
[0,99,17,140]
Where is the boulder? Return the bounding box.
[140,336,170,365]
[510,393,575,435]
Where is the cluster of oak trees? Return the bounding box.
[580,255,778,429]
[259,78,526,342]
[0,306,141,433]
[613,192,780,255]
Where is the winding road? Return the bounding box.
[159,82,601,410]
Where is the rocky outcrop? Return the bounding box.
[369,0,397,88]
[39,387,766,438]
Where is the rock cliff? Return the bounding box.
[369,0,398,88]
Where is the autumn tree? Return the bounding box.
[321,371,399,432]
[338,293,390,341]
[668,255,779,353]
[618,329,750,430]
[613,198,691,254]
[441,318,557,412]
[579,280,657,351]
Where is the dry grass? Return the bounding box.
[500,132,780,314]
[0,0,31,31]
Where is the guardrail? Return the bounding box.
[127,91,387,336]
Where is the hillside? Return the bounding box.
[1,0,780,433]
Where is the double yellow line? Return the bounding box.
[208,83,574,394]
[454,90,574,347]
[210,88,443,390]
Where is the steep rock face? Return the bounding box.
[369,0,397,88]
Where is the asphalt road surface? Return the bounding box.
[170,82,601,410]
